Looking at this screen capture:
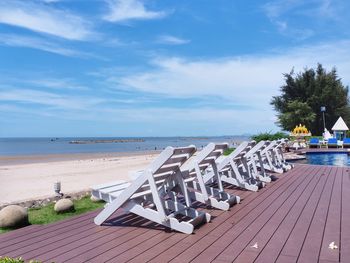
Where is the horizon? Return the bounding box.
[0,134,253,139]
[1,0,350,137]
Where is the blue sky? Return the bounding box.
[1,0,350,137]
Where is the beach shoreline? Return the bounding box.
[0,150,160,166]
[0,151,160,206]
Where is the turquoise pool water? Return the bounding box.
[302,152,350,167]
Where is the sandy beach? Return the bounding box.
[0,152,159,206]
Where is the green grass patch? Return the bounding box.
[0,228,12,234]
[0,196,105,233]
[223,148,235,156]
[29,196,104,225]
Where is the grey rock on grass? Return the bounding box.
[0,205,28,228]
[90,195,102,202]
[54,199,74,213]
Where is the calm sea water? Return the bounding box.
[0,136,250,156]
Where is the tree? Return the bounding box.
[271,64,350,135]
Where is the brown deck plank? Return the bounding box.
[253,166,330,263]
[44,210,176,262]
[107,231,177,262]
[0,225,40,242]
[61,225,152,263]
[233,165,323,262]
[21,213,144,261]
[86,205,224,263]
[154,166,304,262]
[0,209,100,251]
[1,165,348,263]
[296,166,337,262]
[151,173,293,262]
[85,223,162,262]
[0,213,96,255]
[341,167,350,262]
[278,165,335,261]
[319,166,343,262]
[213,165,317,262]
[276,254,298,263]
[187,166,307,263]
[126,190,249,263]
[128,232,188,263]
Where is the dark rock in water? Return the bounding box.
[69,139,145,144]
[0,205,28,228]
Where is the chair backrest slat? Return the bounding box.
[151,145,196,175]
[217,141,249,171]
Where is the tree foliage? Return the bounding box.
[271,64,350,135]
[251,132,288,142]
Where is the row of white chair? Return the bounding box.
[91,139,293,234]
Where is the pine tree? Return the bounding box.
[271,64,350,135]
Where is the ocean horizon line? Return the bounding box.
[0,135,251,156]
[0,134,252,139]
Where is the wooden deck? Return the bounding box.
[1,164,349,262]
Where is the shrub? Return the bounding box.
[0,257,41,263]
[251,132,289,142]
[223,148,235,156]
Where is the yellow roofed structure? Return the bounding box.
[290,124,312,137]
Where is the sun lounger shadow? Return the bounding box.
[104,213,172,232]
[105,208,210,233]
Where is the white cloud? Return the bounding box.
[262,0,345,40]
[110,40,350,111]
[41,0,61,3]
[103,0,168,22]
[0,0,93,40]
[0,34,86,57]
[156,35,190,45]
[0,102,276,135]
[0,88,104,110]
[26,78,89,91]
[263,0,302,19]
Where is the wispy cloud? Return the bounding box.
[103,0,168,22]
[0,88,104,110]
[0,0,94,40]
[263,0,302,19]
[0,34,88,57]
[4,39,350,135]
[261,0,344,40]
[41,0,61,3]
[106,40,350,111]
[26,78,89,91]
[156,35,190,45]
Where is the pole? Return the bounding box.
[321,106,326,132]
[322,111,326,131]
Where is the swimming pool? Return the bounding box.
[298,152,350,167]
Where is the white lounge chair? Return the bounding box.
[240,140,272,183]
[274,139,293,171]
[204,141,264,192]
[258,140,284,174]
[180,143,240,211]
[92,145,210,234]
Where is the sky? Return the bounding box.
[1,0,350,137]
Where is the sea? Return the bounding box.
[0,136,251,156]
